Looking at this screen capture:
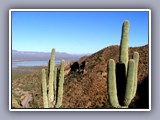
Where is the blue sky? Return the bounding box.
[12,11,149,54]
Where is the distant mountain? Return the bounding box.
[12,50,89,62]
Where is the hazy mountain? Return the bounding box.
[12,50,89,62]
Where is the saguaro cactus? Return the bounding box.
[41,48,65,108]
[107,20,139,108]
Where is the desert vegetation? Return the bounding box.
[107,20,139,108]
[12,20,149,109]
[41,48,65,108]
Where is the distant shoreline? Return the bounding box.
[12,60,47,63]
[12,59,73,62]
[12,60,61,68]
[12,60,54,62]
[12,65,45,68]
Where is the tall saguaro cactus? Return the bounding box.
[107,20,139,108]
[41,48,65,108]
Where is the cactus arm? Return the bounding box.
[42,69,49,108]
[132,52,139,98]
[55,60,65,108]
[124,59,135,106]
[107,59,120,108]
[54,67,57,103]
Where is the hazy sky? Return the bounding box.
[12,11,149,54]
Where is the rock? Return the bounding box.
[102,72,107,77]
[85,101,92,108]
[21,94,32,108]
[70,62,79,72]
[64,68,71,76]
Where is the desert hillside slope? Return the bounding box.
[62,44,149,108]
[12,44,149,109]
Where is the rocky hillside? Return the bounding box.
[12,44,149,109]
[62,44,149,108]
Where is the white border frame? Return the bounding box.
[9,9,151,111]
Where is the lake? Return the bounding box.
[12,61,61,68]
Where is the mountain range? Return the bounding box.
[12,50,89,62]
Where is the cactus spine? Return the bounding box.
[41,48,65,108]
[107,20,139,108]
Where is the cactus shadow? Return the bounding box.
[136,76,149,108]
[116,63,127,106]
[55,69,60,103]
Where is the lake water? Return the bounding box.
[12,61,61,68]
